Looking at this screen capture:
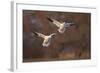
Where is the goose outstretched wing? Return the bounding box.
[33,32,45,38]
[47,17,61,27]
[50,33,56,37]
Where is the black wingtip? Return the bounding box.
[32,31,38,36]
[47,17,53,22]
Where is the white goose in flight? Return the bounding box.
[33,32,56,47]
[47,17,75,33]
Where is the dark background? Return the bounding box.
[23,10,91,62]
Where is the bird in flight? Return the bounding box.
[33,32,56,47]
[47,17,75,33]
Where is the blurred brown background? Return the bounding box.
[23,10,91,62]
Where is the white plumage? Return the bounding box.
[33,32,56,47]
[47,17,74,33]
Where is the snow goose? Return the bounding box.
[47,17,75,33]
[33,32,56,47]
